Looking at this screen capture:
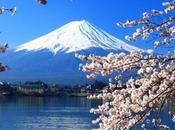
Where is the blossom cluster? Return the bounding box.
[77,51,175,130]
[0,44,9,72]
[0,0,48,16]
[117,0,175,48]
[76,51,172,79]
[0,7,16,16]
[38,0,48,5]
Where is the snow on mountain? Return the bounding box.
[15,20,142,54]
[0,20,142,85]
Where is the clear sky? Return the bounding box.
[0,0,165,50]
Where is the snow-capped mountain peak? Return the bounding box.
[15,20,142,54]
[0,20,144,84]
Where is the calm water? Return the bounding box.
[0,96,175,130]
[0,96,100,130]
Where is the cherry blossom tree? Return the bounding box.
[0,0,46,73]
[76,0,175,130]
[0,44,9,72]
[0,0,47,16]
[0,0,48,70]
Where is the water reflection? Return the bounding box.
[0,96,100,130]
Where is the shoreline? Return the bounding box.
[0,91,95,97]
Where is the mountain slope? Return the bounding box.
[0,20,142,85]
[15,20,142,54]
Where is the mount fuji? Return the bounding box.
[0,20,142,85]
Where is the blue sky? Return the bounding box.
[0,0,165,50]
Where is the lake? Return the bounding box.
[0,96,175,130]
[0,96,99,130]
